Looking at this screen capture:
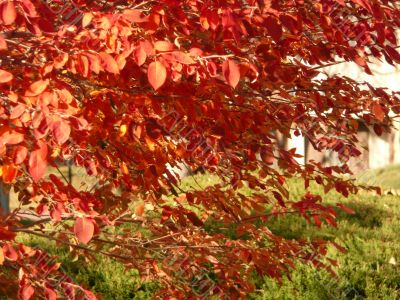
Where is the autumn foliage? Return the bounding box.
[0,0,399,298]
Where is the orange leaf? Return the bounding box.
[121,162,129,174]
[87,53,101,74]
[52,119,71,145]
[2,164,18,184]
[222,59,240,88]
[148,61,167,90]
[13,145,28,164]
[1,1,16,25]
[79,54,90,77]
[0,130,24,145]
[74,217,94,244]
[28,141,48,182]
[115,54,126,70]
[0,69,13,83]
[135,203,145,216]
[19,283,34,300]
[154,41,174,52]
[25,79,49,97]
[0,34,6,50]
[3,244,18,260]
[99,52,119,74]
[172,51,195,64]
[133,45,147,66]
[44,287,57,300]
[9,103,26,119]
[123,9,147,23]
[54,53,69,69]
[0,248,4,265]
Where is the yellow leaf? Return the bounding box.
[119,124,128,137]
[90,88,108,96]
[121,162,129,175]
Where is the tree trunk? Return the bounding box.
[0,181,10,215]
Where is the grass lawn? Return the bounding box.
[9,169,400,299]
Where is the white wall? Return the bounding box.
[323,58,400,169]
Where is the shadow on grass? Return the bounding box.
[204,200,389,242]
[254,201,390,241]
[337,201,389,229]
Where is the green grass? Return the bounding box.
[12,171,400,299]
[15,234,158,300]
[358,164,400,191]
[254,178,400,299]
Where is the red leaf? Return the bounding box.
[28,141,48,182]
[385,46,400,64]
[187,212,203,226]
[52,119,71,145]
[207,61,217,77]
[371,102,385,122]
[331,241,347,253]
[1,1,16,25]
[0,226,16,240]
[161,206,173,223]
[148,61,167,90]
[70,117,88,130]
[74,217,95,244]
[84,159,97,176]
[0,69,13,83]
[21,0,37,18]
[313,215,322,227]
[336,203,355,215]
[13,145,28,164]
[265,16,282,42]
[373,124,383,136]
[25,79,49,97]
[222,59,240,89]
[272,191,286,207]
